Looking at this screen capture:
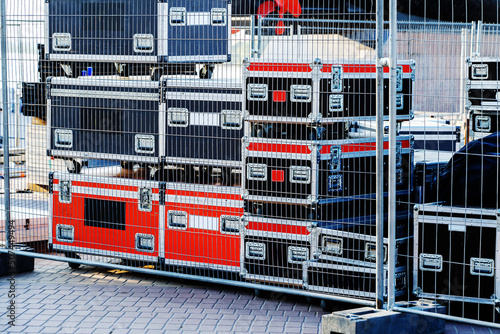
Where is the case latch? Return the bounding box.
[138,188,152,212]
[59,181,71,204]
[331,65,343,93]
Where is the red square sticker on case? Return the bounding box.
[271,170,285,182]
[273,90,287,102]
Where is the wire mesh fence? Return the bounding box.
[0,0,499,329]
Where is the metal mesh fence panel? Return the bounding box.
[0,0,499,328]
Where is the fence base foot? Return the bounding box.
[321,300,446,334]
[0,246,35,276]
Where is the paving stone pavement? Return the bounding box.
[0,258,498,333]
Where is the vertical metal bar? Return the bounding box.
[375,0,385,310]
[1,0,11,249]
[257,15,262,58]
[387,0,398,309]
[475,21,482,56]
[470,22,476,58]
[460,28,468,143]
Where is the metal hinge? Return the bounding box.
[46,77,52,99]
[159,182,166,205]
[396,66,403,92]
[48,172,54,194]
[410,59,416,81]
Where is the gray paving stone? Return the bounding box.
[300,326,321,334]
[39,327,63,334]
[283,310,301,317]
[199,319,219,326]
[145,330,166,334]
[249,325,268,332]
[268,310,285,316]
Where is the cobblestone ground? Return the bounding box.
[0,258,498,333]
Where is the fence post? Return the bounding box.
[1,0,12,249]
[387,0,398,310]
[375,0,386,310]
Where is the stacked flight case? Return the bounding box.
[414,204,500,322]
[23,0,233,120]
[240,58,415,297]
[466,57,500,142]
[45,0,246,278]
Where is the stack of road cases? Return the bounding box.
[466,57,500,141]
[239,58,415,295]
[23,0,233,121]
[43,0,246,279]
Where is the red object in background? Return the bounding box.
[271,170,285,182]
[273,90,287,102]
[256,0,302,35]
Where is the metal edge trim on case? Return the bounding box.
[44,1,49,59]
[468,80,500,89]
[415,292,498,305]
[52,172,160,188]
[54,184,161,202]
[48,54,158,62]
[244,229,311,243]
[159,103,166,157]
[419,203,499,227]
[158,1,167,56]
[243,215,314,230]
[168,55,228,62]
[165,91,241,102]
[48,188,53,247]
[52,244,159,262]
[50,76,161,88]
[158,205,166,259]
[50,151,160,165]
[163,182,242,196]
[165,78,242,90]
[161,156,242,168]
[244,195,311,206]
[51,89,160,101]
[162,258,240,273]
[46,98,52,149]
[227,2,232,57]
[242,273,304,286]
